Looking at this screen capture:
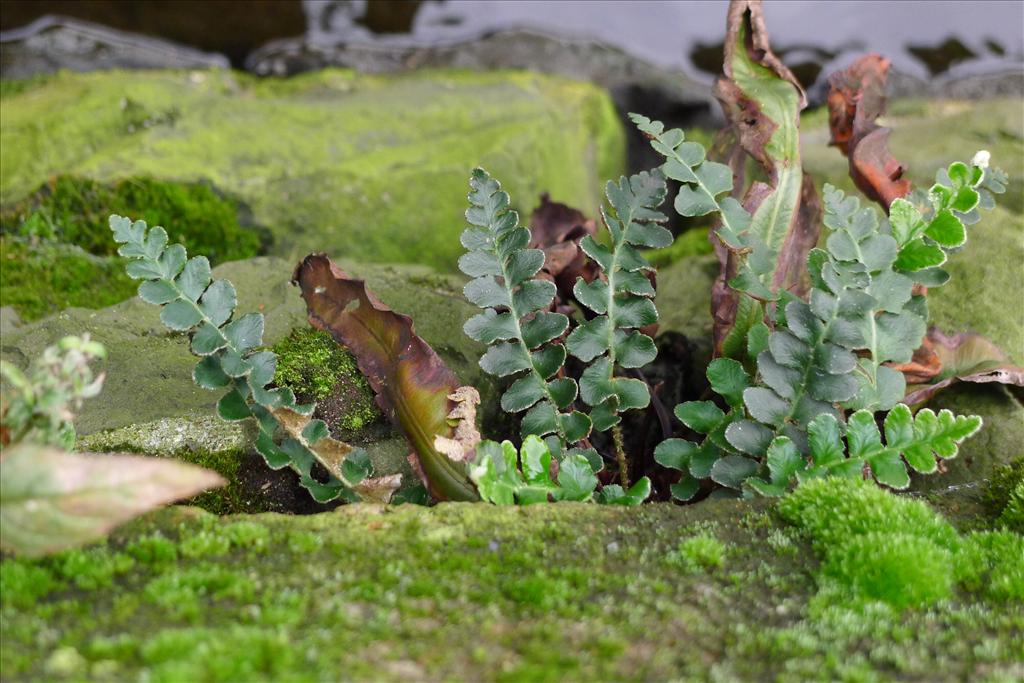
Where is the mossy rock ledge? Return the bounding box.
[1,500,1020,682]
[2,257,491,511]
[0,68,625,273]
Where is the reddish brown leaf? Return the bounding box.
[903,329,1024,405]
[293,254,478,502]
[826,54,911,209]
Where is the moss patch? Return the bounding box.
[1,498,1020,682]
[983,458,1024,532]
[0,175,263,262]
[270,327,382,436]
[0,237,137,321]
[780,478,1023,609]
[0,175,264,321]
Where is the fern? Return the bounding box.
[109,215,399,503]
[747,405,982,494]
[567,171,670,433]
[634,110,999,498]
[469,435,650,505]
[460,169,592,456]
[629,113,777,301]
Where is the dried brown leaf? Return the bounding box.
[902,329,1024,405]
[293,254,478,501]
[433,386,481,464]
[710,0,820,354]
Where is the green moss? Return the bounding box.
[270,327,381,433]
[673,532,728,572]
[0,499,1021,681]
[983,458,1024,532]
[0,68,625,273]
[0,175,265,321]
[124,533,179,567]
[780,478,960,552]
[781,477,1024,610]
[0,236,137,321]
[0,561,59,609]
[55,548,135,591]
[0,175,263,262]
[823,532,954,608]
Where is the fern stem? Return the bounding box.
[612,424,629,488]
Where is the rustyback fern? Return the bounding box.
[460,169,591,455]
[567,170,671,432]
[636,110,998,498]
[110,215,398,503]
[747,405,982,494]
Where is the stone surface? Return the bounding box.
[0,15,228,79]
[0,68,624,273]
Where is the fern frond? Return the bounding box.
[110,215,399,503]
[459,170,592,455]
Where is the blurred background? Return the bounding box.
[3,0,1022,96]
[1,0,1022,323]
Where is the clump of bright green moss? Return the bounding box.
[0,175,265,321]
[673,532,727,572]
[271,327,382,434]
[780,477,1024,609]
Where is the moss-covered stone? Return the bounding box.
[0,68,625,273]
[0,175,265,321]
[0,499,1019,682]
[0,256,490,436]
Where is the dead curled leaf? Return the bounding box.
[293,254,478,502]
[0,444,224,557]
[826,53,911,209]
[433,386,481,464]
[901,329,1024,405]
[528,194,599,314]
[710,0,820,353]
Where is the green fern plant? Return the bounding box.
[469,435,649,505]
[566,171,671,478]
[638,116,1004,497]
[460,169,592,457]
[109,215,398,503]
